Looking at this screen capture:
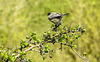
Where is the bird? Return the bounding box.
[48,12,70,31]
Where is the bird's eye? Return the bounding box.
[48,13,51,15]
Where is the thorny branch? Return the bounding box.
[15,44,39,58]
[0,24,88,62]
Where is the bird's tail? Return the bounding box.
[62,13,70,16]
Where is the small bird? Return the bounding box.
[48,12,70,31]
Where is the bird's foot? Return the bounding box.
[53,27,57,32]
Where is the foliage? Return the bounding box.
[0,24,88,62]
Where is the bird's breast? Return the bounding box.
[51,19,60,25]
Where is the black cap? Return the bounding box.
[48,13,51,16]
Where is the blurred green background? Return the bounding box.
[0,0,100,62]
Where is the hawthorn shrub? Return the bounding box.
[0,24,88,62]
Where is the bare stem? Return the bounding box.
[71,47,88,62]
[15,44,40,58]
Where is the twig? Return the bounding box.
[71,47,88,62]
[32,49,40,53]
[51,34,59,38]
[63,43,88,62]
[15,44,40,58]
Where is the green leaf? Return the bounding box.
[20,40,29,48]
[52,32,57,36]
[24,42,29,47]
[30,32,36,36]
[82,29,86,33]
[4,53,9,61]
[27,58,32,62]
[20,51,26,56]
[43,32,47,37]
[45,36,50,39]
[75,35,80,40]
[51,49,56,53]
[43,56,46,60]
[47,31,51,34]
[1,51,6,58]
[69,39,74,43]
[44,45,50,53]
[9,56,16,62]
[69,35,72,37]
[44,50,49,53]
[58,37,64,43]
[63,34,68,38]
[77,23,81,27]
[45,45,50,50]
[26,36,30,39]
[62,39,65,42]
[33,35,37,40]
[72,43,77,48]
[51,24,55,28]
[62,30,65,33]
[37,39,42,43]
[83,52,87,56]
[52,38,56,41]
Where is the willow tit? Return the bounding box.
[48,12,70,31]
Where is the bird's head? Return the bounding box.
[48,13,51,16]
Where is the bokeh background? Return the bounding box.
[0,0,100,62]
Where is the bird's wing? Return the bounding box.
[51,16,61,19]
[48,13,62,20]
[51,13,62,19]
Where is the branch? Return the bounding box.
[71,47,88,62]
[15,44,40,58]
[63,43,88,62]
[32,49,40,53]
